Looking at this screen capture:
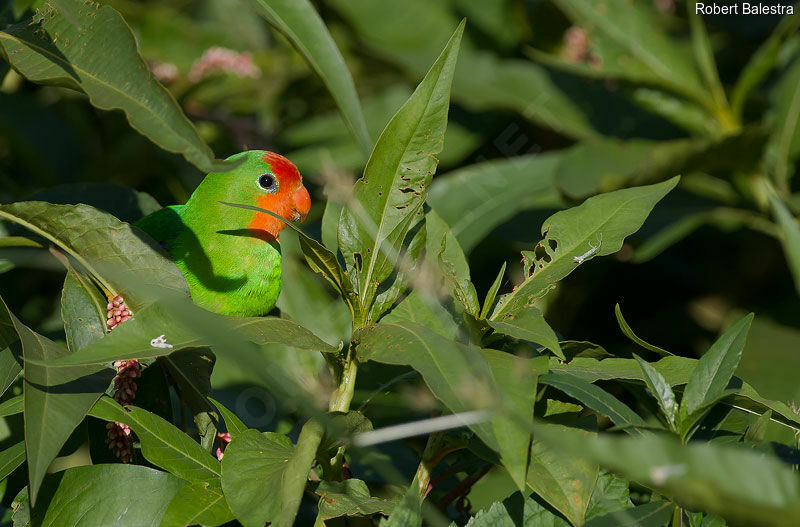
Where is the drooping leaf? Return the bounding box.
[315,479,397,521]
[492,178,679,317]
[0,0,229,172]
[249,0,371,156]
[0,201,189,310]
[634,354,678,432]
[527,422,598,526]
[338,21,464,312]
[221,429,294,527]
[38,464,185,527]
[488,306,563,360]
[428,153,564,253]
[161,480,234,527]
[541,373,648,436]
[534,423,800,526]
[35,298,336,375]
[89,397,220,483]
[615,304,673,357]
[680,313,754,431]
[4,294,107,506]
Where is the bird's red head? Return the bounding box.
[248,151,311,240]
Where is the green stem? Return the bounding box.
[329,346,359,413]
[412,430,448,500]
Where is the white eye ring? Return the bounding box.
[257,173,279,193]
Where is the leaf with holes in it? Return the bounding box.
[492,178,679,318]
[338,21,464,312]
[0,0,229,173]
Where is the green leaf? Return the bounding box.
[731,12,800,118]
[161,480,234,527]
[767,56,800,191]
[687,4,729,117]
[541,373,648,436]
[615,304,673,357]
[426,209,479,317]
[315,479,396,521]
[5,294,106,506]
[555,138,703,201]
[36,299,336,374]
[464,491,570,526]
[533,423,800,526]
[380,480,422,527]
[279,418,325,527]
[766,187,800,295]
[338,21,464,312]
[680,313,754,429]
[89,397,220,483]
[527,423,598,526]
[585,471,631,521]
[29,182,162,224]
[221,429,294,527]
[428,153,564,253]
[249,0,371,156]
[0,348,20,400]
[744,409,772,443]
[60,269,105,353]
[381,290,460,340]
[488,306,563,360]
[0,1,228,173]
[634,354,678,432]
[209,397,248,439]
[0,201,189,310]
[0,442,25,482]
[492,178,679,318]
[585,501,675,527]
[355,322,546,486]
[0,394,22,417]
[38,464,185,527]
[550,0,707,107]
[480,262,506,320]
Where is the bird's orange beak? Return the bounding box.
[292,185,311,223]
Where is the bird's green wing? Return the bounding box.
[134,204,186,252]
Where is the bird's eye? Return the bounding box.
[257,173,278,193]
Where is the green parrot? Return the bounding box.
[136,150,311,317]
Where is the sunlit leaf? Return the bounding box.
[0,0,229,172]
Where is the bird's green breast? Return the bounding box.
[136,204,283,317]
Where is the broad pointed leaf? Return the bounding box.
[0,0,228,172]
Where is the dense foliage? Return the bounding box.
[1,0,800,526]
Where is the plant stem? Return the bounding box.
[329,345,359,413]
[412,430,449,500]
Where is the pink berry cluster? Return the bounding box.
[188,47,261,83]
[106,295,132,331]
[104,294,141,463]
[215,432,232,461]
[106,359,141,463]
